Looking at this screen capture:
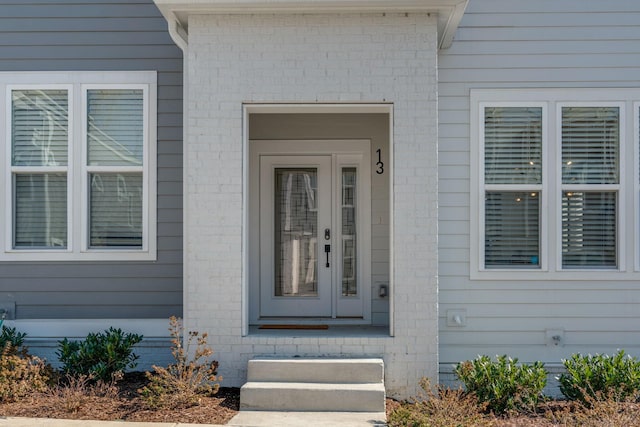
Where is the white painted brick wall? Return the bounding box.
[184,12,438,399]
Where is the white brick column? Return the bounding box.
[184,12,438,398]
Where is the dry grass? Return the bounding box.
[138,316,221,409]
[47,374,120,414]
[0,346,50,402]
[3,369,640,425]
[387,379,640,427]
[544,391,640,427]
[388,378,496,427]
[0,372,240,424]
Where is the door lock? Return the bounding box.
[324,244,331,267]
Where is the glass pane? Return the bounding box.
[87,89,143,166]
[562,107,619,184]
[274,168,318,297]
[342,168,357,296]
[12,90,68,167]
[14,173,67,248]
[562,191,616,268]
[485,191,540,268]
[89,173,142,247]
[484,107,542,184]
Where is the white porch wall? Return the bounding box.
[184,12,438,398]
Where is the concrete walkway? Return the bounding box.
[0,419,219,427]
[0,412,387,427]
[228,411,387,426]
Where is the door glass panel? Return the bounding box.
[342,168,357,296]
[274,168,318,297]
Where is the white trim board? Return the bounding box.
[153,0,468,49]
[3,319,171,339]
[242,103,393,336]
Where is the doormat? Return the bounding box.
[258,324,329,330]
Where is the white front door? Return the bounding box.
[254,140,371,320]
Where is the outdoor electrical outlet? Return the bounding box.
[446,309,467,327]
[379,284,388,298]
[545,329,564,347]
[0,302,15,320]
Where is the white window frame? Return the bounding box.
[635,101,640,272]
[471,89,640,281]
[478,101,548,273]
[555,102,624,272]
[0,71,157,261]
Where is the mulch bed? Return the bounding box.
[0,372,240,425]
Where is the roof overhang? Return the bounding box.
[153,0,468,50]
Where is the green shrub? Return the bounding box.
[139,316,220,409]
[56,327,143,382]
[0,345,50,402]
[558,350,640,404]
[454,355,547,414]
[0,325,27,355]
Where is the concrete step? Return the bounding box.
[239,381,386,412]
[247,358,384,384]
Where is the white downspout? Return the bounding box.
[163,11,190,334]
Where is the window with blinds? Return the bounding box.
[87,89,144,248]
[483,107,542,268]
[562,192,616,268]
[87,89,143,167]
[561,106,619,268]
[562,107,619,185]
[11,89,69,249]
[485,107,542,185]
[2,72,155,261]
[474,90,629,274]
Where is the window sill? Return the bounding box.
[471,268,639,282]
[0,249,156,262]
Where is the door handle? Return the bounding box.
[324,244,331,268]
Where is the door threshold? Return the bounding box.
[255,317,368,326]
[258,324,329,330]
[247,324,389,337]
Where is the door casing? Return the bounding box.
[248,139,372,323]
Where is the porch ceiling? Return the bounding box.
[153,0,468,49]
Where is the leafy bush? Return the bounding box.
[0,345,50,402]
[388,378,494,427]
[558,350,640,404]
[139,316,220,409]
[454,354,547,414]
[0,325,27,355]
[56,327,143,382]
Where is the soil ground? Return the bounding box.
[0,372,240,425]
[3,375,639,426]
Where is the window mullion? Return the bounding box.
[485,184,542,192]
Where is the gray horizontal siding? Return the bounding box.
[438,0,640,372]
[0,0,183,319]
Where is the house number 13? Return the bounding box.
[376,148,384,175]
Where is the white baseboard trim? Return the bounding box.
[2,319,171,339]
